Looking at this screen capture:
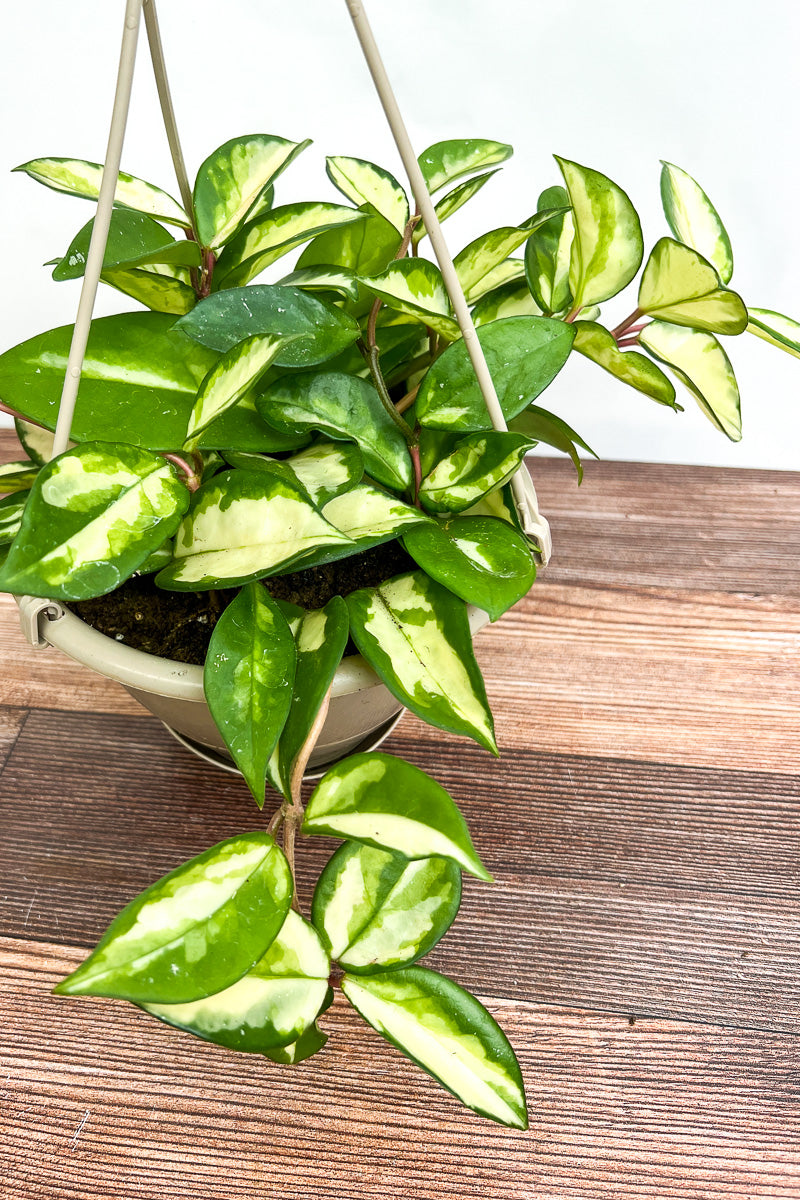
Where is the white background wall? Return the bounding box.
[1,0,798,469]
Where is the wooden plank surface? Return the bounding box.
[1,429,799,1196]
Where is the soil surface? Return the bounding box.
[70,541,414,666]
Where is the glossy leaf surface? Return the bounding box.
[660,161,733,284]
[327,156,409,233]
[346,572,497,754]
[0,494,27,546]
[304,753,491,880]
[0,461,39,494]
[101,266,196,315]
[524,184,574,314]
[413,170,500,245]
[454,215,565,302]
[51,210,200,282]
[14,419,61,466]
[747,308,800,360]
[638,238,747,334]
[418,139,513,194]
[472,280,540,327]
[419,432,534,514]
[342,967,528,1128]
[573,320,678,407]
[213,202,364,289]
[358,259,459,340]
[186,333,286,444]
[15,156,189,226]
[279,265,360,302]
[312,842,461,973]
[322,483,430,546]
[261,1022,328,1064]
[285,440,363,506]
[509,405,597,481]
[142,910,329,1053]
[296,204,402,281]
[204,584,296,807]
[54,833,293,1003]
[640,320,741,441]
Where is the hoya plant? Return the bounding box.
[0,133,796,1128]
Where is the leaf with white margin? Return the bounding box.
[660,161,733,284]
[463,258,526,305]
[573,320,678,408]
[296,204,402,281]
[343,967,527,1128]
[419,432,535,514]
[0,494,27,546]
[101,266,196,316]
[403,516,534,621]
[54,832,293,1004]
[524,184,574,315]
[14,156,189,227]
[304,752,491,880]
[312,842,461,973]
[455,213,566,302]
[323,483,431,545]
[175,284,360,371]
[327,156,410,234]
[213,202,365,289]
[416,316,574,431]
[256,371,412,492]
[267,596,350,802]
[556,156,643,310]
[15,419,66,467]
[509,405,597,482]
[204,584,296,808]
[0,461,40,494]
[413,170,500,245]
[51,210,201,283]
[285,440,364,506]
[417,138,513,195]
[345,572,497,755]
[185,333,287,445]
[0,443,189,600]
[261,1022,328,1064]
[472,280,540,327]
[358,259,460,340]
[639,319,741,441]
[638,238,747,334]
[279,265,360,302]
[155,469,354,590]
[747,307,800,360]
[193,134,312,249]
[141,910,330,1053]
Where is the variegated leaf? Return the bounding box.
[285,440,364,506]
[0,461,40,494]
[455,215,565,302]
[54,833,293,1003]
[278,265,360,302]
[323,483,430,545]
[465,258,526,305]
[346,571,497,754]
[524,185,574,314]
[747,308,800,360]
[267,596,350,801]
[416,316,574,431]
[14,419,64,466]
[204,584,296,808]
[403,516,535,620]
[0,494,28,546]
[461,483,522,531]
[0,443,189,600]
[101,266,196,315]
[304,752,491,879]
[413,170,500,245]
[257,371,412,492]
[155,469,354,590]
[639,320,741,441]
[556,156,643,310]
[417,139,513,194]
[142,909,330,1054]
[638,238,747,334]
[573,320,678,407]
[175,284,360,369]
[193,134,312,249]
[342,967,528,1129]
[326,156,410,233]
[472,280,541,327]
[358,259,460,340]
[660,161,733,284]
[419,432,534,514]
[219,451,308,494]
[312,842,461,973]
[14,156,189,227]
[185,334,287,444]
[509,405,597,482]
[213,202,365,289]
[297,204,402,282]
[51,210,201,282]
[261,1022,328,1064]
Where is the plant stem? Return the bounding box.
[410,442,423,508]
[610,308,644,342]
[358,340,416,443]
[397,384,419,415]
[281,682,334,912]
[161,452,201,491]
[198,248,216,299]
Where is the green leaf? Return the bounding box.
[524,185,574,314]
[260,1021,328,1064]
[572,320,678,407]
[268,596,350,801]
[193,134,312,249]
[509,405,597,482]
[174,284,360,370]
[660,161,733,284]
[213,202,365,290]
[417,139,513,195]
[51,210,201,282]
[284,439,364,505]
[342,967,527,1129]
[639,320,741,441]
[403,516,535,621]
[413,170,500,245]
[0,443,190,600]
[219,451,309,494]
[100,267,197,316]
[312,842,461,973]
[15,156,189,227]
[296,204,402,282]
[304,752,491,880]
[185,333,288,445]
[278,264,360,302]
[638,238,747,334]
[155,469,354,590]
[326,156,410,233]
[455,215,566,302]
[322,482,431,546]
[346,571,497,754]
[0,461,40,494]
[54,833,293,1003]
[256,371,412,492]
[204,584,296,808]
[358,259,460,340]
[746,307,800,360]
[556,156,643,309]
[142,910,330,1053]
[472,280,540,327]
[419,432,534,514]
[417,316,574,431]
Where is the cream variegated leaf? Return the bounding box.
[185,334,287,444]
[285,440,363,506]
[14,157,189,227]
[322,483,431,545]
[472,280,541,326]
[747,308,800,360]
[326,156,410,233]
[660,161,734,284]
[419,432,535,514]
[454,215,564,302]
[0,461,40,494]
[278,265,360,302]
[417,139,513,195]
[640,319,742,441]
[101,266,196,315]
[213,202,364,289]
[524,185,574,314]
[573,320,678,407]
[413,170,500,245]
[638,238,747,334]
[358,259,460,340]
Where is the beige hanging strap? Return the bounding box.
[142,0,193,217]
[343,0,552,564]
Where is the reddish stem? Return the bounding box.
[161,452,200,492]
[410,443,423,509]
[610,308,644,341]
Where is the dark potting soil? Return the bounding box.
[70,541,415,666]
